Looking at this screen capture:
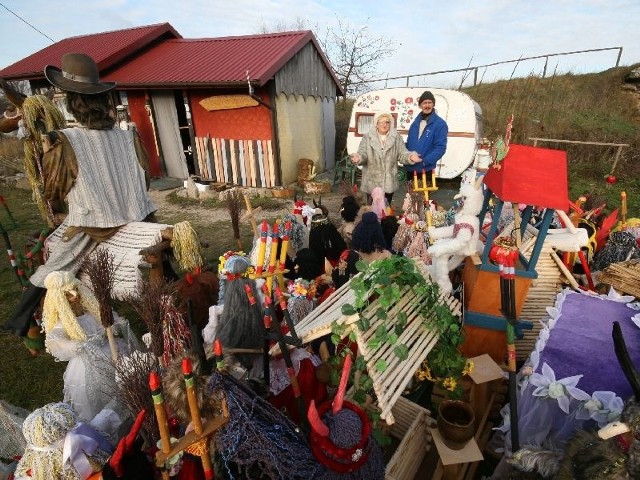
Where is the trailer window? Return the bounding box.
[355,113,398,136]
[356,113,374,135]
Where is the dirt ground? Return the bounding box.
[147,175,462,227]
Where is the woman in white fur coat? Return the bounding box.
[350,112,420,204]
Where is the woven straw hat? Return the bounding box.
[44,53,116,94]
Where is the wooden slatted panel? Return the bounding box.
[220,138,229,183]
[256,141,265,187]
[205,136,216,182]
[203,138,276,187]
[229,139,238,185]
[271,259,462,425]
[517,239,565,360]
[262,140,271,188]
[248,140,256,187]
[267,140,275,186]
[215,137,224,183]
[238,141,247,186]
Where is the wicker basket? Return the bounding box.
[303,181,332,195]
[271,187,296,199]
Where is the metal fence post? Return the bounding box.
[616,47,623,67]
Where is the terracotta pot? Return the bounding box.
[437,399,475,450]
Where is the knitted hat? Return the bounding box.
[307,356,385,476]
[418,90,436,105]
[340,196,360,223]
[352,212,386,254]
[293,248,323,281]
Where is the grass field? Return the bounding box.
[0,187,288,410]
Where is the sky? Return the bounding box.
[1,0,638,91]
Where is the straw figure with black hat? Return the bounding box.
[309,201,347,268]
[405,90,449,178]
[5,53,156,337]
[337,195,362,249]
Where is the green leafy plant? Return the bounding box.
[330,255,467,441]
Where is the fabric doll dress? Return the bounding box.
[45,312,139,424]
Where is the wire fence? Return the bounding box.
[359,46,623,91]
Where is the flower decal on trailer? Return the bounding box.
[529,363,591,413]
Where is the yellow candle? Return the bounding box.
[421,168,427,188]
[279,221,291,270]
[266,222,280,294]
[413,171,418,191]
[256,221,268,275]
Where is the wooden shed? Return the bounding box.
[0,23,344,186]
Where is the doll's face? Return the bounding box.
[64,288,80,304]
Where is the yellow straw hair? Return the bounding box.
[42,271,100,341]
[171,221,203,271]
[21,95,66,227]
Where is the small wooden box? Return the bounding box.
[385,396,436,480]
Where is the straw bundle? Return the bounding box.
[597,259,640,299]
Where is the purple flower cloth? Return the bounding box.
[535,292,640,398]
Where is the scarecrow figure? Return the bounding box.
[5,53,156,337]
[42,271,139,426]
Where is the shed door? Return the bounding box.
[150,90,189,179]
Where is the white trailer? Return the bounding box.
[346,87,485,178]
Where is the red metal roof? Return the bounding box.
[0,23,181,80]
[483,144,569,210]
[102,30,339,90]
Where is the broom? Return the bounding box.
[82,247,119,363]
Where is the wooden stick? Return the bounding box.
[241,194,261,238]
[182,358,214,479]
[150,371,172,480]
[105,326,119,363]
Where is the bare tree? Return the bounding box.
[257,17,393,97]
[256,16,308,34]
[317,18,393,96]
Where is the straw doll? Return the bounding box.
[42,271,139,424]
[14,402,112,480]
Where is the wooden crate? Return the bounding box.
[385,396,436,480]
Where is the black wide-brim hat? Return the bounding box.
[44,53,116,94]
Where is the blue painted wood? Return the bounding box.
[526,208,555,273]
[465,310,533,337]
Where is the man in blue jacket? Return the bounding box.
[405,90,448,176]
